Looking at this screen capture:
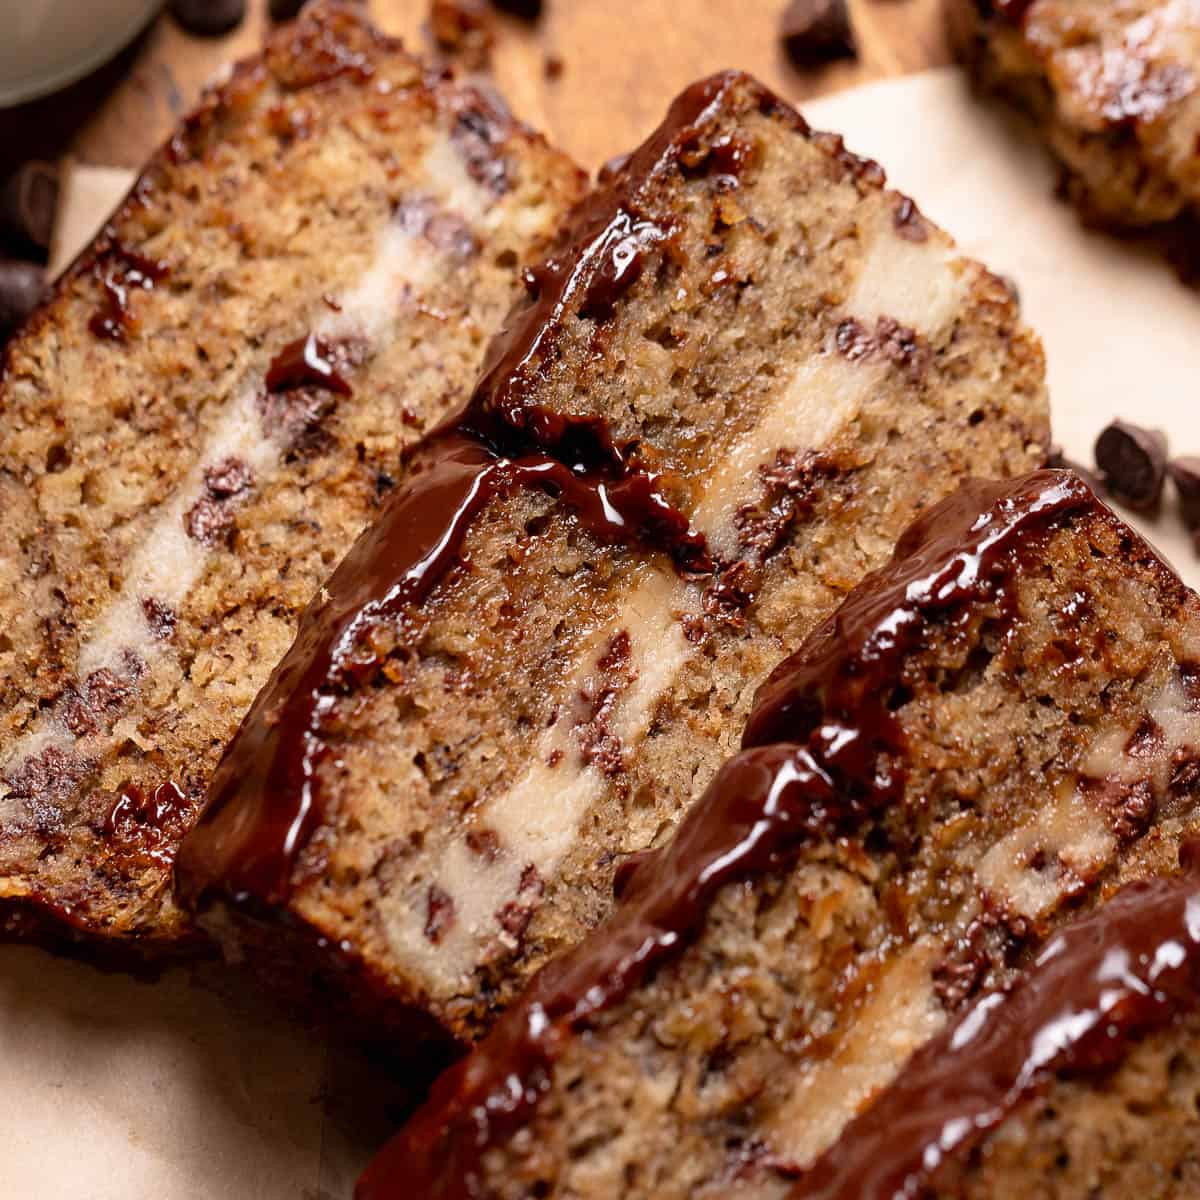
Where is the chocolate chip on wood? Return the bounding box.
[0,259,46,340]
[0,162,59,252]
[491,0,542,19]
[1094,420,1168,512]
[169,0,247,37]
[1170,458,1200,552]
[780,0,857,65]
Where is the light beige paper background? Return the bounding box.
[3,66,1198,1199]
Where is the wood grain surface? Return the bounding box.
[0,0,950,178]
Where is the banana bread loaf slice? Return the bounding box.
[0,0,584,949]
[948,0,1200,232]
[176,69,1049,1043]
[793,846,1200,1199]
[356,469,1200,1200]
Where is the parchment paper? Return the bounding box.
[3,66,1199,1200]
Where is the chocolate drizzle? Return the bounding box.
[352,470,1099,1200]
[790,844,1200,1200]
[175,69,792,913]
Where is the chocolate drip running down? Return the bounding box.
[790,843,1200,1200]
[353,470,1097,1200]
[175,68,793,914]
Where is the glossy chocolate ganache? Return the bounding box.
[354,469,1098,1200]
[791,842,1200,1200]
[174,72,778,912]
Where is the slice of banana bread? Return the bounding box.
[948,0,1200,233]
[793,845,1200,1199]
[356,470,1200,1200]
[0,0,585,949]
[177,68,1049,1041]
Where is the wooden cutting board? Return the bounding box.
[60,0,949,173]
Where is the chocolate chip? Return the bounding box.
[424,885,456,943]
[452,108,511,195]
[184,496,236,546]
[892,196,928,242]
[142,597,177,640]
[780,0,857,65]
[491,0,542,18]
[544,53,564,80]
[424,212,479,260]
[0,259,46,340]
[268,0,306,18]
[203,456,255,499]
[1169,457,1200,536]
[1094,420,1167,512]
[169,0,246,36]
[1,162,59,251]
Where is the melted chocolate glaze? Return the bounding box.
[88,238,169,342]
[353,470,1099,1200]
[265,332,353,396]
[790,843,1200,1200]
[175,69,790,912]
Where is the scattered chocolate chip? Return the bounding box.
[142,597,178,640]
[266,333,352,396]
[1169,457,1200,544]
[423,211,479,260]
[431,0,495,67]
[780,0,857,65]
[1094,420,1168,511]
[0,259,46,340]
[169,0,246,36]
[452,108,511,195]
[203,456,255,499]
[1,162,59,251]
[184,496,237,546]
[543,53,564,80]
[269,0,307,19]
[891,195,928,242]
[1170,752,1200,798]
[465,827,501,862]
[424,885,456,943]
[490,0,542,18]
